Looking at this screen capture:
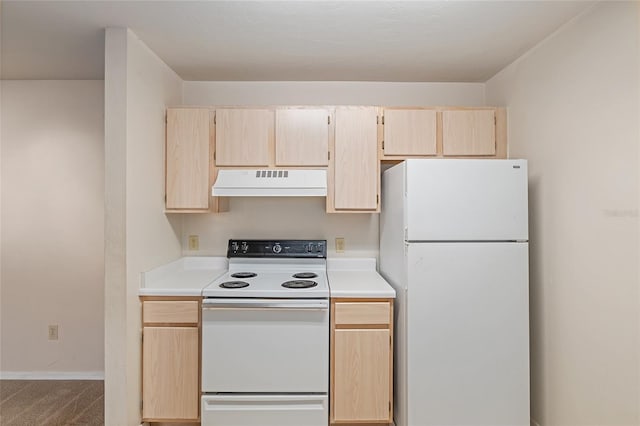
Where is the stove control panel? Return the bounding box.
[227,239,326,258]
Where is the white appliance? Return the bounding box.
[201,240,329,426]
[380,159,530,426]
[212,169,327,197]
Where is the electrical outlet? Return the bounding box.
[335,237,345,253]
[48,325,59,341]
[188,235,199,251]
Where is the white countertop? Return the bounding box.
[327,258,396,299]
[139,256,395,298]
[139,256,228,296]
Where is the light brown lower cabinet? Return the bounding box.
[140,296,394,424]
[331,299,394,425]
[141,298,201,423]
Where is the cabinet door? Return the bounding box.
[333,328,391,422]
[142,327,199,421]
[276,108,329,166]
[215,109,273,166]
[442,109,496,156]
[166,108,210,210]
[383,109,437,156]
[333,107,379,210]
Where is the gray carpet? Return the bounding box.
[0,380,103,426]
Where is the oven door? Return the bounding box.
[202,298,329,393]
[201,394,328,426]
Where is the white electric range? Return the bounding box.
[201,240,329,426]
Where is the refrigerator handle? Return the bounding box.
[404,164,407,196]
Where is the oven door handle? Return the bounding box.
[202,299,329,310]
[202,394,327,411]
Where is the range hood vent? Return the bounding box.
[212,169,327,197]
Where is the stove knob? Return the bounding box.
[272,243,282,254]
[241,242,249,253]
[231,241,239,253]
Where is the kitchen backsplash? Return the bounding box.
[181,197,379,257]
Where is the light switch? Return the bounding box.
[335,237,345,253]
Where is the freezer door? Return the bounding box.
[405,242,530,426]
[405,159,528,241]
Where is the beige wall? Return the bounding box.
[181,81,486,257]
[182,197,380,258]
[485,3,640,425]
[183,81,486,106]
[104,28,183,426]
[0,80,104,377]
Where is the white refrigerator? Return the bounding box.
[380,159,530,426]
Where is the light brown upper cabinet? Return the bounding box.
[330,107,380,212]
[215,109,274,166]
[382,109,437,156]
[442,109,496,156]
[275,108,330,166]
[166,108,210,211]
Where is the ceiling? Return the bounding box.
[1,0,595,82]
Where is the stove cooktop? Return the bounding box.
[203,267,329,298]
[202,239,330,299]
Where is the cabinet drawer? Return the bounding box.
[143,301,199,324]
[334,302,390,325]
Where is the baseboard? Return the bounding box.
[0,371,104,380]
[531,418,542,426]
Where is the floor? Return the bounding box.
[0,380,103,426]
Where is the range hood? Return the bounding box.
[212,169,327,197]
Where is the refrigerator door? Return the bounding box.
[405,159,528,241]
[406,242,530,426]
